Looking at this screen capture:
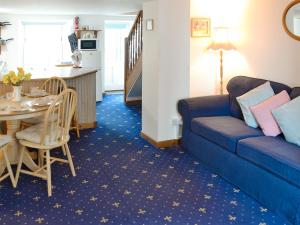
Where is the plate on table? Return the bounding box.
[9,103,31,112]
[24,91,49,98]
[32,96,57,107]
[10,106,30,112]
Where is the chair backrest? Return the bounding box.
[40,89,77,146]
[41,77,67,95]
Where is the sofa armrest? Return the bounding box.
[178,95,230,120]
[177,95,230,148]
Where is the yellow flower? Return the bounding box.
[24,73,32,81]
[10,74,20,85]
[2,74,10,85]
[7,70,16,78]
[17,67,25,79]
[2,68,31,85]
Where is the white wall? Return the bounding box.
[142,0,190,142]
[0,14,135,70]
[190,0,300,98]
[156,0,190,141]
[142,1,160,140]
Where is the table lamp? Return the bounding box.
[207,27,236,95]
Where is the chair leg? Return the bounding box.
[46,150,52,197]
[3,147,16,188]
[20,122,24,131]
[73,112,80,139]
[64,144,76,177]
[38,150,45,167]
[15,146,25,186]
[61,145,66,156]
[76,124,80,139]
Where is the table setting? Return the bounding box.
[0,68,57,177]
[0,93,57,116]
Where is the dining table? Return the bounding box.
[0,94,54,177]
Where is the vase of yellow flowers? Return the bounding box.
[2,67,31,101]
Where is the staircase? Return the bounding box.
[124,11,143,104]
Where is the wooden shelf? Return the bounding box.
[77,29,102,32]
[76,29,102,39]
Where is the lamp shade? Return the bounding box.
[207,42,236,51]
[207,27,236,51]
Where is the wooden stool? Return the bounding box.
[0,135,16,187]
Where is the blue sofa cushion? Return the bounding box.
[226,76,292,119]
[177,95,230,149]
[191,116,264,153]
[291,87,300,99]
[237,136,300,188]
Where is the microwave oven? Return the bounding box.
[78,39,100,51]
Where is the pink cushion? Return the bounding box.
[250,91,290,136]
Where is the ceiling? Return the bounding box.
[0,0,150,15]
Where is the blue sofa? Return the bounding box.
[178,76,300,225]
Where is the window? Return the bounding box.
[23,21,72,70]
[104,21,133,91]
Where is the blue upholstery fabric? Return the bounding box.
[191,116,263,153]
[237,136,300,188]
[178,76,300,225]
[178,95,230,149]
[226,76,292,119]
[187,132,300,225]
[291,87,300,99]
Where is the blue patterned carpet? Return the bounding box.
[0,94,289,225]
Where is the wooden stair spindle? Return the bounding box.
[124,11,143,104]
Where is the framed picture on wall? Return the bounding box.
[191,18,211,38]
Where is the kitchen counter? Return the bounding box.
[0,67,97,129]
[28,67,98,80]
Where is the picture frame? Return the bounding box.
[146,19,154,31]
[191,18,211,38]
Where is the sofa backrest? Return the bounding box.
[290,87,300,99]
[227,76,292,119]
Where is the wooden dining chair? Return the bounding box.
[15,89,77,197]
[0,135,16,187]
[41,76,68,95]
[20,77,67,129]
[21,76,80,138]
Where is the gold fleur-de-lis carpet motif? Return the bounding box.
[0,94,290,225]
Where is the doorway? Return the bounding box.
[104,21,133,91]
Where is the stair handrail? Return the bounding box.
[125,11,143,82]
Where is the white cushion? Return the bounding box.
[0,135,11,148]
[16,123,68,146]
[236,82,275,128]
[272,96,300,146]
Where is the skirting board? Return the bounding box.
[79,122,97,130]
[141,132,180,148]
[125,100,142,105]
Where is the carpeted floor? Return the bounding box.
[0,94,290,225]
